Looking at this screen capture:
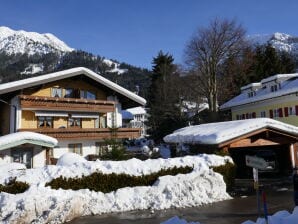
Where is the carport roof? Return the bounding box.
[0,132,58,151]
[163,118,298,145]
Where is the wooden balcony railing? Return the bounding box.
[19,95,115,113]
[18,127,142,140]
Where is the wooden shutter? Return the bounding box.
[278,108,283,117]
[252,112,256,118]
[296,106,298,116]
[284,107,289,117]
[269,109,273,118]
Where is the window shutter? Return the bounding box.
[252,112,256,118]
[278,108,283,117]
[269,109,273,118]
[242,114,245,119]
[284,107,289,117]
[246,113,249,119]
[296,106,298,116]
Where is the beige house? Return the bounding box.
[0,67,146,167]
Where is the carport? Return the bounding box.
[164,118,298,178]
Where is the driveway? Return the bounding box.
[69,184,295,224]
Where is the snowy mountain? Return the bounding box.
[0,26,74,55]
[249,32,298,55]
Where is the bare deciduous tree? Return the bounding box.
[184,18,246,120]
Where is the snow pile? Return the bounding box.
[242,207,298,224]
[56,153,87,166]
[0,154,232,223]
[161,216,200,224]
[0,26,73,55]
[164,118,298,145]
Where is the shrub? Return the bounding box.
[213,162,236,192]
[100,138,132,161]
[46,166,193,193]
[0,178,29,194]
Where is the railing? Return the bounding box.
[19,95,115,113]
[18,127,142,140]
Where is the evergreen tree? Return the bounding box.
[147,51,187,142]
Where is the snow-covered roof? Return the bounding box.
[0,131,58,150]
[163,118,298,145]
[220,73,298,110]
[126,106,146,115]
[0,67,146,106]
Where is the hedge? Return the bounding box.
[213,162,236,192]
[46,166,193,193]
[0,178,29,194]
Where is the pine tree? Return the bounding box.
[147,51,187,142]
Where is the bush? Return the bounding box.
[0,178,29,194]
[46,166,193,193]
[100,138,132,161]
[213,162,236,192]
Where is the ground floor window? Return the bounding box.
[68,143,82,155]
[11,148,33,168]
[95,142,108,155]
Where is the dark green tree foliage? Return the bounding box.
[46,166,193,193]
[251,44,295,81]
[147,51,187,142]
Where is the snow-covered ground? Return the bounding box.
[0,153,232,224]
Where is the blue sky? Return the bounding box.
[1,0,298,68]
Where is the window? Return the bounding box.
[260,111,266,118]
[51,88,62,98]
[248,91,255,98]
[270,85,278,92]
[273,109,279,118]
[38,116,53,128]
[68,117,81,127]
[86,91,96,100]
[80,90,96,100]
[95,142,108,155]
[64,88,74,98]
[68,143,82,155]
[289,106,296,116]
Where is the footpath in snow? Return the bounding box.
[0,153,232,224]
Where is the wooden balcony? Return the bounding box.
[19,95,115,113]
[18,127,142,140]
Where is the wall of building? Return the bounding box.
[21,111,37,129]
[231,94,298,126]
[53,139,105,158]
[0,145,46,168]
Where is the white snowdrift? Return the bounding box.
[0,154,232,224]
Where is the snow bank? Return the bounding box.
[56,152,87,166]
[0,154,232,223]
[242,207,298,224]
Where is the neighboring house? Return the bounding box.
[0,67,146,167]
[220,73,298,126]
[122,106,148,137]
